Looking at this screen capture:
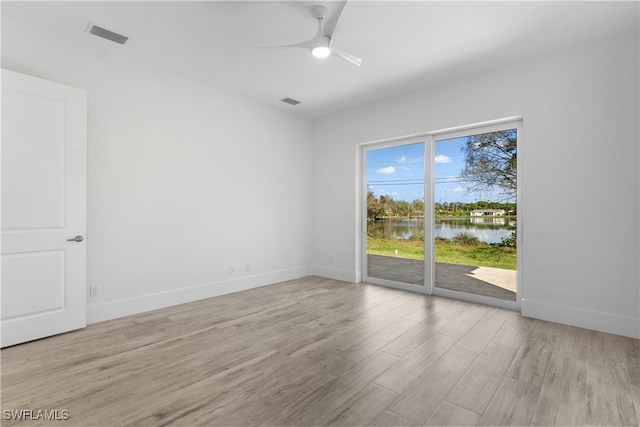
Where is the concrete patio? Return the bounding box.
[367,254,516,301]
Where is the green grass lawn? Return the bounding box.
[367,236,517,270]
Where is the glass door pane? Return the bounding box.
[364,141,425,290]
[433,129,517,302]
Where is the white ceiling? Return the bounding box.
[3,1,639,118]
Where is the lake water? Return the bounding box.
[368,217,516,244]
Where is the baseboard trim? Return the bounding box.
[87,266,312,324]
[522,298,640,339]
[311,265,357,283]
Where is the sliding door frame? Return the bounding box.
[361,136,429,294]
[359,117,523,311]
[428,119,523,311]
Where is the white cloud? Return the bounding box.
[434,155,452,164]
[398,155,423,164]
[376,166,396,174]
[453,186,464,193]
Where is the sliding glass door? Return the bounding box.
[363,140,426,293]
[361,120,521,309]
[431,122,521,309]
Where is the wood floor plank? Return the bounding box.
[303,289,410,331]
[530,337,589,426]
[380,314,450,358]
[505,338,553,387]
[477,377,541,426]
[424,401,480,426]
[427,299,475,320]
[491,312,535,348]
[585,359,637,426]
[370,409,416,426]
[361,296,427,332]
[438,305,491,339]
[177,354,355,426]
[584,382,637,426]
[387,346,478,424]
[326,383,398,426]
[375,333,457,393]
[532,320,590,356]
[338,317,420,363]
[262,350,400,426]
[626,351,640,387]
[55,350,267,425]
[446,342,518,414]
[100,350,294,426]
[404,295,455,323]
[281,324,367,359]
[588,328,639,362]
[632,385,640,426]
[456,307,512,353]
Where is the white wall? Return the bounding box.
[312,30,640,338]
[2,19,314,323]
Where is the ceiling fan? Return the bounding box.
[265,2,362,67]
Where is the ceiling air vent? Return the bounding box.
[87,24,128,45]
[281,97,301,106]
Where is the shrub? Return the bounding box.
[452,232,480,246]
[499,231,517,248]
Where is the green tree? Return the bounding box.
[367,191,384,221]
[379,195,395,216]
[410,199,424,216]
[462,130,517,197]
[395,200,411,217]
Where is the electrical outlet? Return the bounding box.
[89,284,99,297]
[229,266,236,275]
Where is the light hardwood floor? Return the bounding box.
[2,276,639,426]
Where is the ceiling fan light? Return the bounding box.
[312,46,331,58]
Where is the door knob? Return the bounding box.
[66,235,84,242]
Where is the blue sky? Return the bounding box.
[434,137,469,203]
[366,142,425,202]
[366,137,513,203]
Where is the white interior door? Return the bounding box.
[1,69,87,347]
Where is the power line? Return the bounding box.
[368,178,470,184]
[368,179,424,184]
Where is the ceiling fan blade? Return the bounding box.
[332,47,362,67]
[258,39,314,51]
[323,0,347,38]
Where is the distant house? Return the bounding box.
[470,209,506,216]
